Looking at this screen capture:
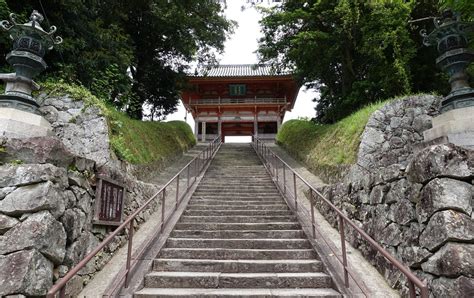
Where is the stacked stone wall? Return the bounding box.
[315,95,473,296]
[0,94,160,296]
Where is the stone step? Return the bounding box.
[144,272,332,289]
[188,199,284,205]
[200,180,273,185]
[196,186,277,191]
[192,195,282,200]
[193,190,279,195]
[134,287,342,297]
[173,222,301,231]
[197,184,274,189]
[205,169,266,172]
[183,210,292,216]
[186,204,289,210]
[203,176,270,180]
[199,181,273,185]
[170,229,305,239]
[194,191,280,196]
[158,248,317,260]
[153,259,323,273]
[165,238,312,249]
[179,215,297,223]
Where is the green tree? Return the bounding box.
[123,0,234,119]
[409,0,451,95]
[440,0,474,20]
[0,0,233,119]
[258,0,445,123]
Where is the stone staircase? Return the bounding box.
[134,144,341,297]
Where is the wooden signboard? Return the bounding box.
[93,176,126,226]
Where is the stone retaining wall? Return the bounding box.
[0,137,159,296]
[314,95,473,296]
[38,93,112,166]
[0,92,162,296]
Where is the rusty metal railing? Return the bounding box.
[252,137,428,298]
[47,136,222,298]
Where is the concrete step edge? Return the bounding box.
[134,287,341,297]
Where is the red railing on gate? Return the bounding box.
[47,136,222,298]
[252,137,428,298]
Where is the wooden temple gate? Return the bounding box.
[180,64,299,142]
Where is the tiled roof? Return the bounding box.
[190,64,291,77]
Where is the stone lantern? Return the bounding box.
[421,9,474,148]
[0,10,62,138]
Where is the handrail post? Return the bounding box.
[420,285,429,298]
[187,165,190,188]
[293,172,298,210]
[161,188,166,232]
[408,280,416,298]
[198,153,201,172]
[175,174,180,210]
[124,220,134,288]
[59,286,65,298]
[275,154,279,183]
[283,165,286,195]
[193,160,196,183]
[339,215,349,287]
[310,189,316,238]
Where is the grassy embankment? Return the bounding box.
[41,81,196,164]
[276,100,391,182]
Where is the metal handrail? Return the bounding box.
[252,137,428,298]
[47,136,222,298]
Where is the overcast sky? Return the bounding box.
[166,1,319,132]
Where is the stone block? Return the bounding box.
[0,136,75,167]
[421,243,474,277]
[406,144,472,184]
[0,186,15,199]
[388,198,415,225]
[418,178,472,223]
[397,246,432,268]
[64,232,99,274]
[61,208,86,244]
[420,210,474,251]
[0,249,53,296]
[0,214,19,234]
[385,178,421,204]
[0,181,65,218]
[431,276,474,298]
[0,107,52,138]
[424,106,474,148]
[379,223,402,246]
[0,163,67,188]
[401,222,422,246]
[0,211,66,264]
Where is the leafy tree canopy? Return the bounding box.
[258,0,451,123]
[0,0,234,119]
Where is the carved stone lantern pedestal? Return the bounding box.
[421,10,474,148]
[0,11,62,138]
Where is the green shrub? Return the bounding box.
[277,99,391,170]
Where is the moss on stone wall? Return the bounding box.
[39,80,196,164]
